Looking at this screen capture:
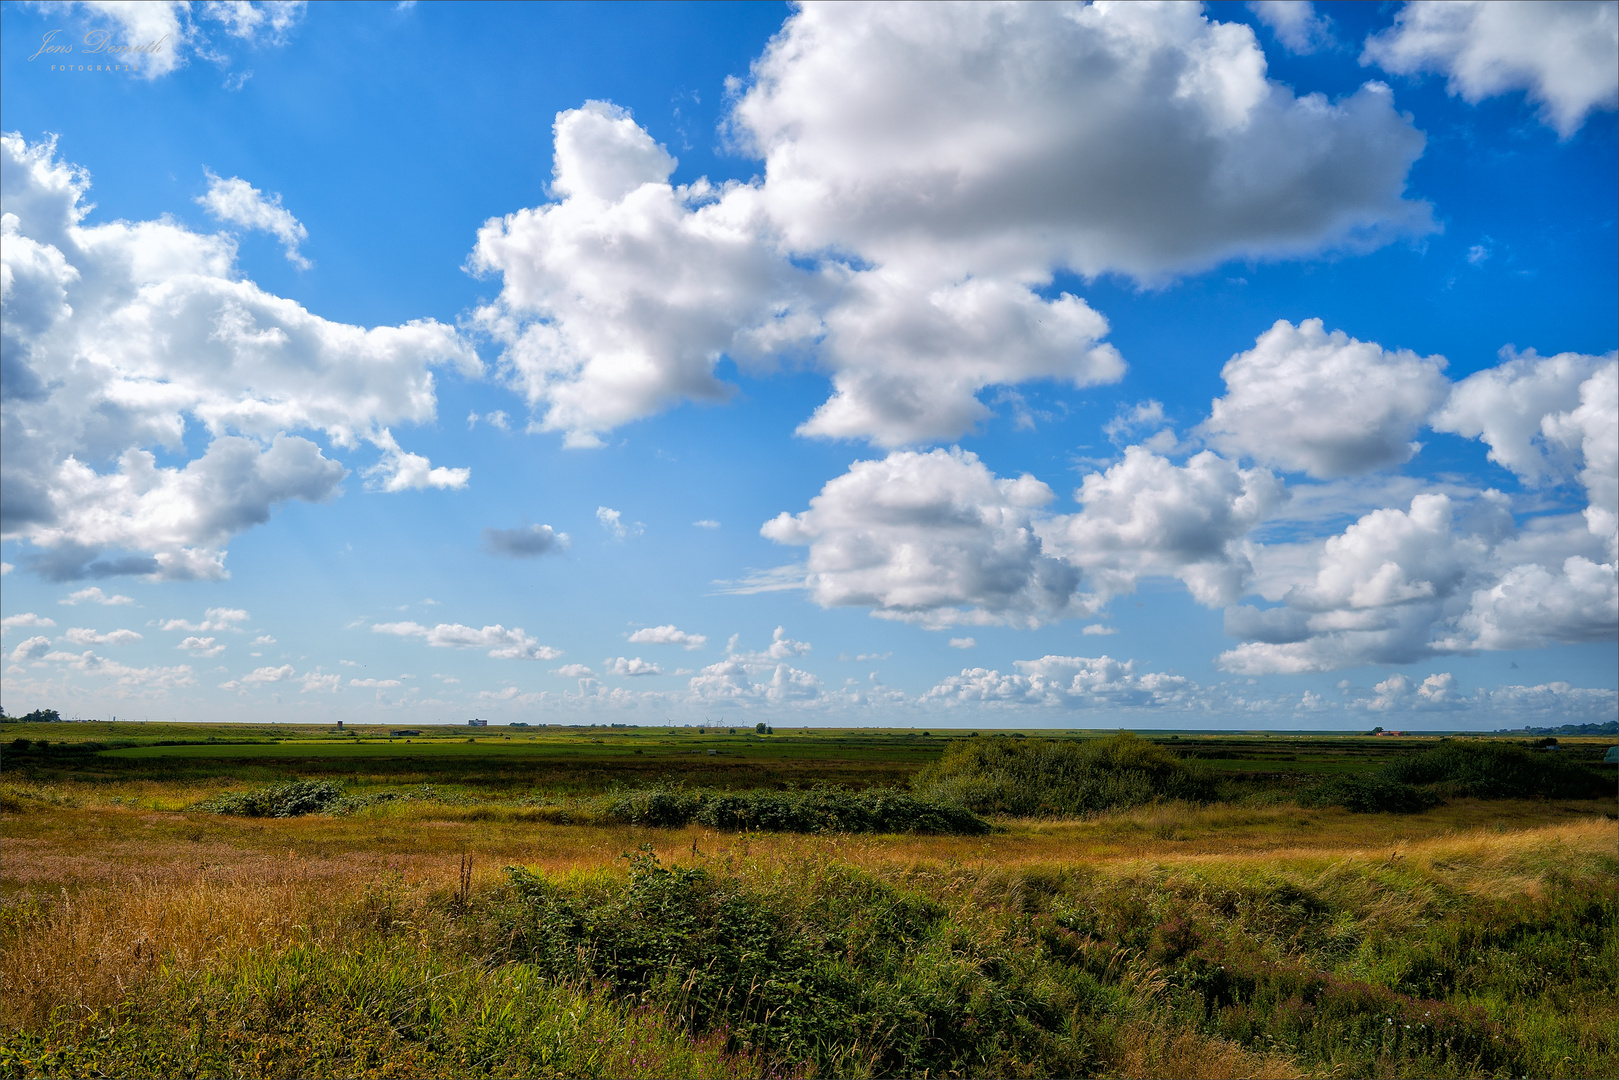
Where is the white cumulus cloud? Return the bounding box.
[8,635,53,662]
[924,654,1193,709]
[605,656,663,677]
[596,506,643,540]
[372,621,562,660]
[1,134,475,582]
[470,3,1430,448]
[762,447,1081,629]
[1203,319,1450,478]
[59,588,134,606]
[161,607,249,632]
[177,635,225,657]
[627,625,707,650]
[1040,447,1284,607]
[1363,0,1618,137]
[1249,1,1335,55]
[1,613,56,631]
[64,627,142,646]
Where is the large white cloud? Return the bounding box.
[1431,349,1609,484]
[761,448,1081,629]
[1429,355,1618,652]
[1363,1,1618,137]
[1204,319,1451,478]
[1,134,475,580]
[472,3,1430,448]
[1440,556,1618,651]
[1039,447,1284,606]
[1541,361,1618,553]
[1218,492,1501,672]
[469,101,821,448]
[735,1,1430,281]
[793,273,1124,447]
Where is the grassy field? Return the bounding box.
[2,721,1614,1078]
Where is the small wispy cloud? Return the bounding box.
[710,563,807,595]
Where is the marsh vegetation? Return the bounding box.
[1,721,1613,1078]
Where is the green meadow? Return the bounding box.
[2,720,1614,1078]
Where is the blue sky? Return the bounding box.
[2,0,1614,728]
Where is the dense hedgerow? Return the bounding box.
[1379,740,1609,800]
[1302,741,1609,814]
[911,731,1216,817]
[1299,775,1442,814]
[597,785,991,834]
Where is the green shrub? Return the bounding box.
[194,779,349,817]
[911,732,1215,817]
[598,785,990,834]
[1300,775,1442,814]
[494,851,1096,1077]
[1379,741,1608,800]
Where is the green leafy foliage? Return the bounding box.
[598,785,990,834]
[492,851,1098,1077]
[1300,775,1442,814]
[193,779,351,817]
[911,732,1215,816]
[1379,740,1609,800]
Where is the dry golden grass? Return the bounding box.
[1117,1023,1309,1079]
[4,794,1613,1036]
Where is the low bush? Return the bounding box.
[598,785,990,834]
[911,731,1215,817]
[193,779,350,818]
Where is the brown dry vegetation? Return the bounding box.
[3,778,1616,1078]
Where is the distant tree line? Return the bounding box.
[0,708,62,724]
[1499,720,1617,736]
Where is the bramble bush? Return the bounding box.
[911,731,1216,817]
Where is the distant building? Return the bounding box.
[467,718,487,727]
